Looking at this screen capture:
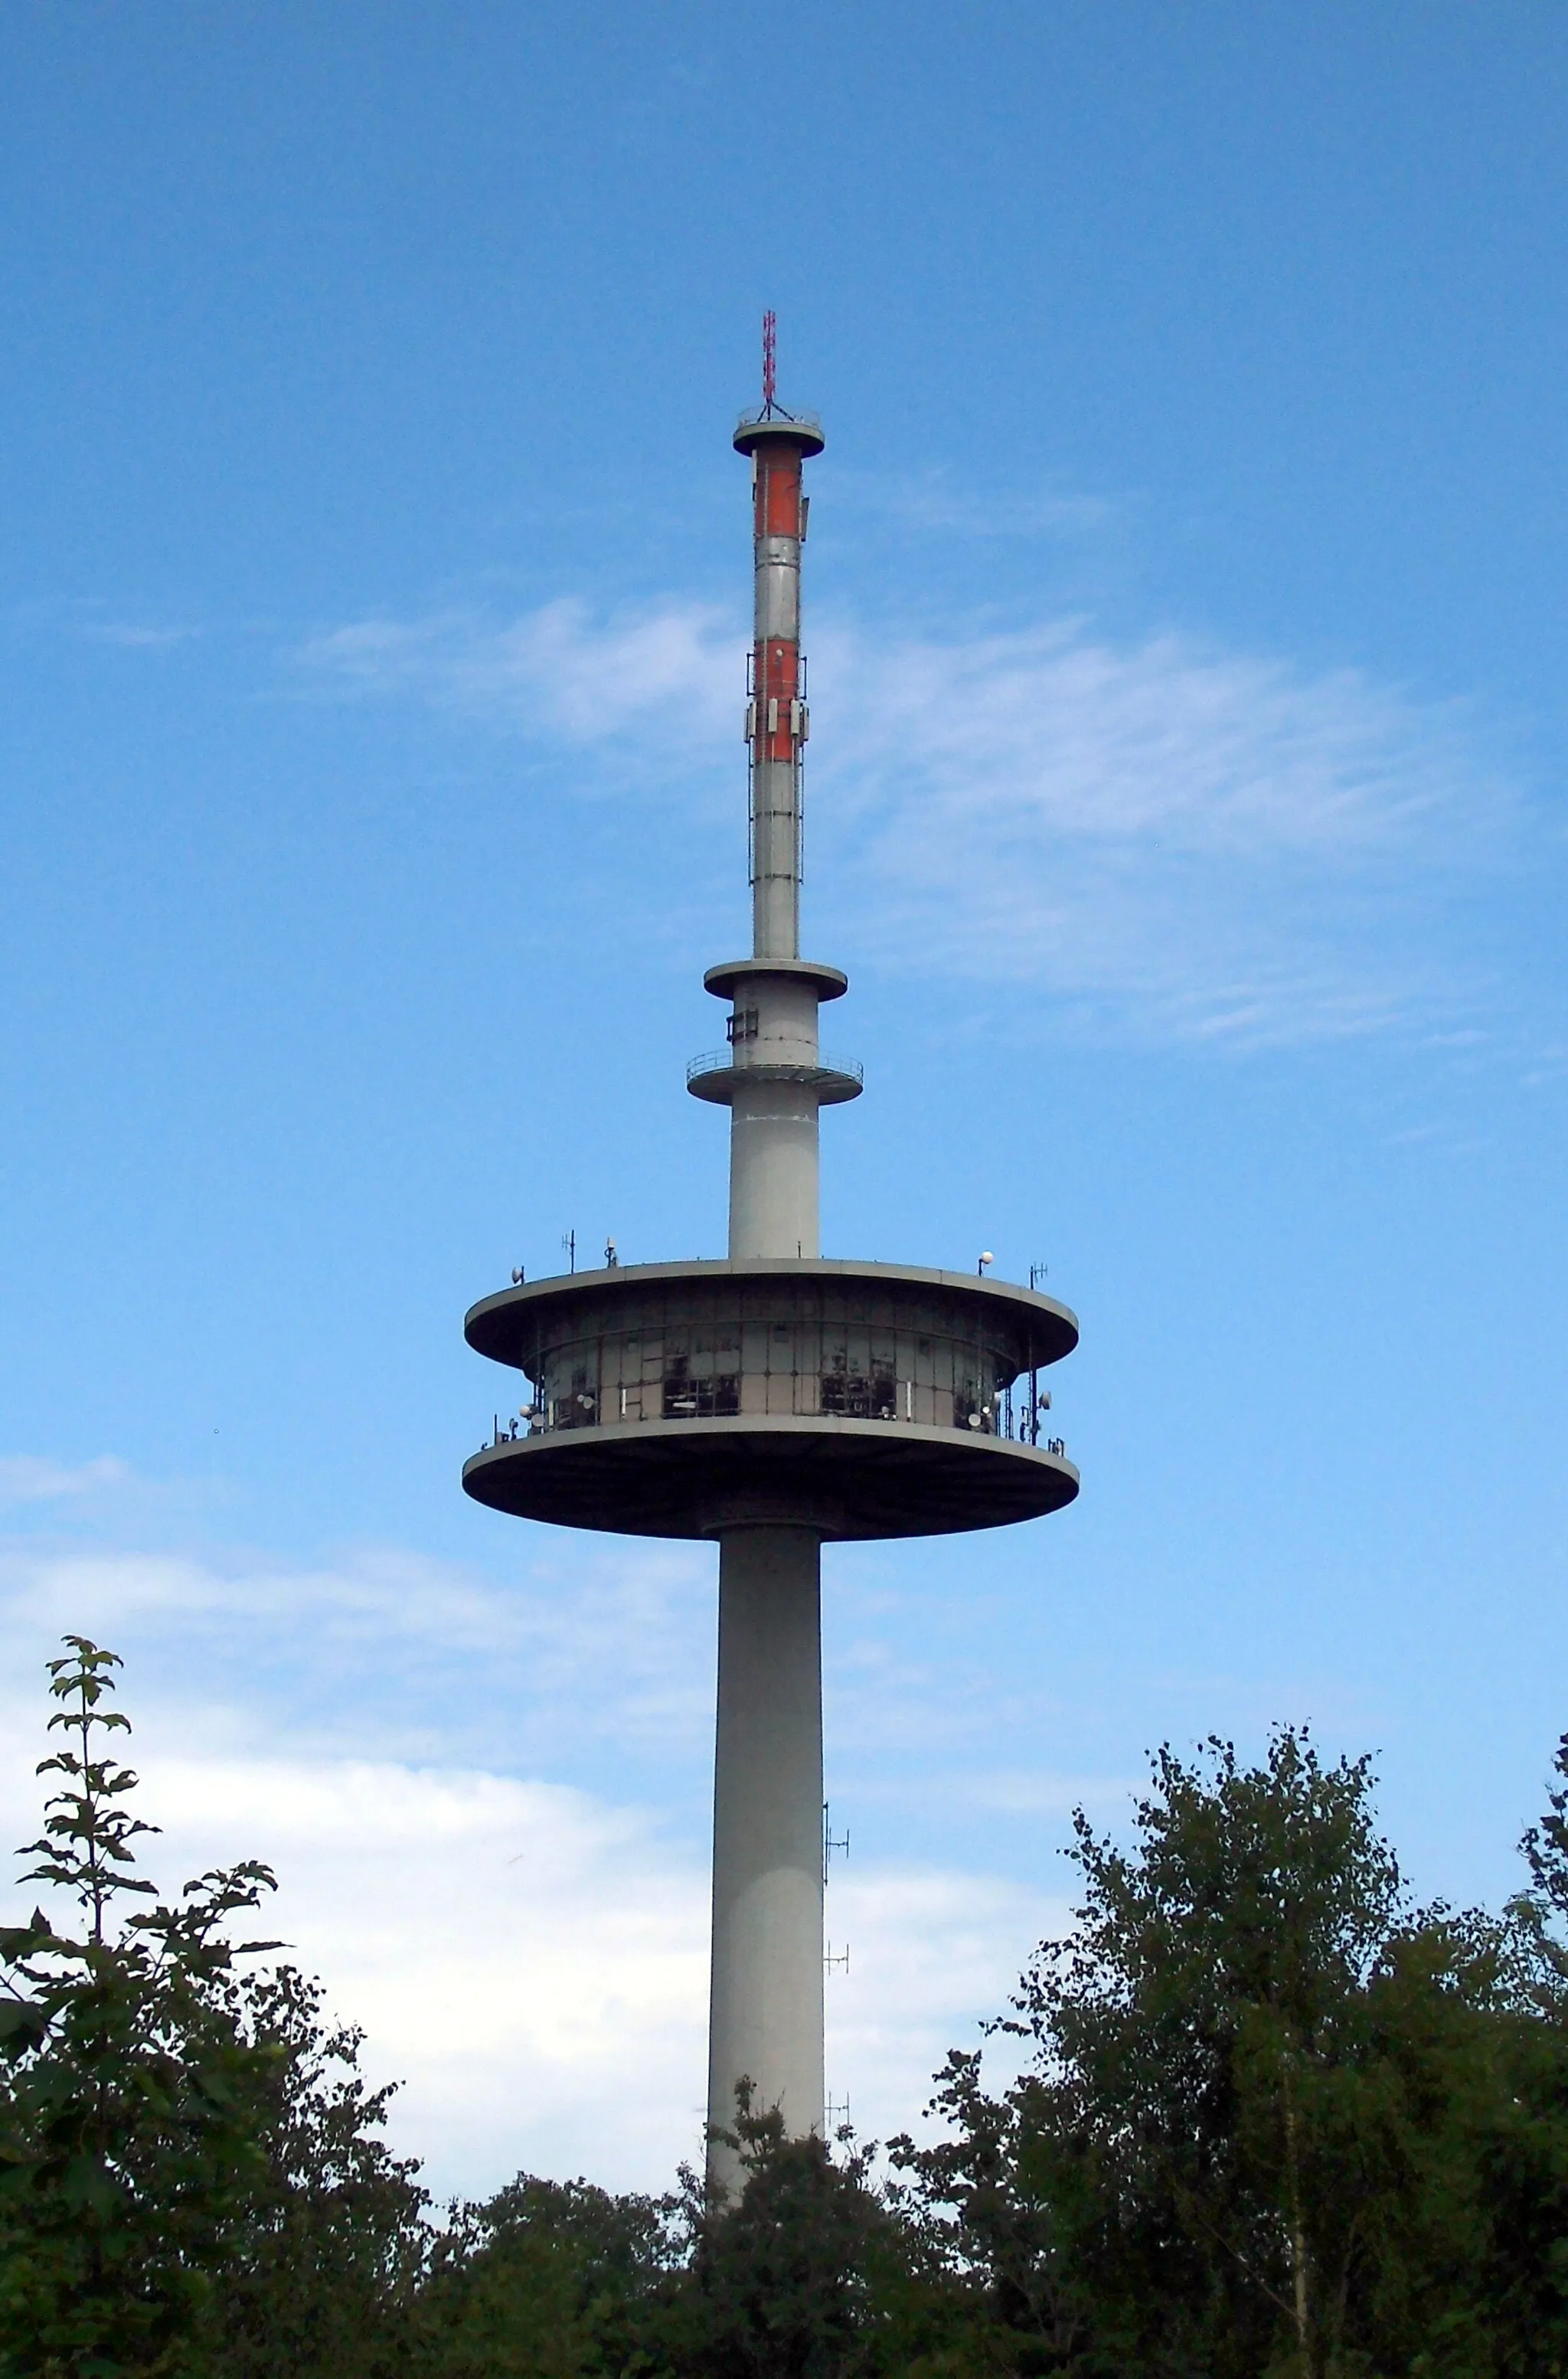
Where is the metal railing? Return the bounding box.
[686,1048,864,1087]
[735,404,823,437]
[479,1394,1065,1457]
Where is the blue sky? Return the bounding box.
[3,2,1567,2197]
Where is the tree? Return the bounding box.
[662,2087,979,2379]
[894,1727,1538,2378]
[407,2171,681,2377]
[1457,1730,1568,2371]
[403,2092,975,2379]
[197,1962,430,2379]
[0,1636,427,2378]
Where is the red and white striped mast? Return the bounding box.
[743,306,813,963]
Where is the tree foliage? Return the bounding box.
[894,1725,1568,2377]
[407,2171,680,2376]
[11,1642,1568,2378]
[0,1638,426,2378]
[668,2087,978,2379]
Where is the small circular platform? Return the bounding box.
[704,959,848,1003]
[462,1413,1078,1542]
[733,410,825,459]
[687,1053,864,1106]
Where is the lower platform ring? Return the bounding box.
[687,1060,863,1108]
[461,1413,1079,1543]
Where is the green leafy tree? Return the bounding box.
[0,1637,427,2379]
[406,2091,982,2379]
[895,1727,1541,2379]
[0,1636,286,2374]
[198,1962,430,2378]
[1455,1730,1568,2371]
[408,2172,681,2377]
[664,2087,978,2379]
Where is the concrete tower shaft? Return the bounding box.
[707,1524,825,2156]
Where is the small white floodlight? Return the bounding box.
[978,1250,994,1274]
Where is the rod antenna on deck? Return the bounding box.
[762,309,776,414]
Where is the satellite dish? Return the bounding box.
[511,1266,525,1286]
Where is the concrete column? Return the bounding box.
[751,749,801,961]
[706,1524,825,2192]
[727,970,822,1260]
[728,1083,818,1260]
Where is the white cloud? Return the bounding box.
[0,1454,132,1508]
[0,1525,1063,2197]
[300,598,738,752]
[150,1751,710,2200]
[0,1714,710,2197]
[825,1864,1061,2144]
[0,1717,1045,2198]
[815,623,1467,861]
[302,589,1517,1044]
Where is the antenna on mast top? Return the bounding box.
[762,309,776,414]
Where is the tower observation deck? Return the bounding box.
[462,333,1079,2190]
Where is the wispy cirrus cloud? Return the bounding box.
[0,1526,717,1770]
[833,469,1120,541]
[86,621,201,649]
[809,620,1511,1042]
[0,1517,1080,1782]
[301,598,737,749]
[299,592,1521,1043]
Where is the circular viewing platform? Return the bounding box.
[462,1259,1079,1543]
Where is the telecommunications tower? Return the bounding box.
[462,322,1079,2187]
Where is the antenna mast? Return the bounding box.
[762,309,776,415]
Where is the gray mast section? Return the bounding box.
[723,413,833,1266]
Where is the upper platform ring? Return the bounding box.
[733,408,825,459]
[465,1257,1079,1372]
[704,958,848,1003]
